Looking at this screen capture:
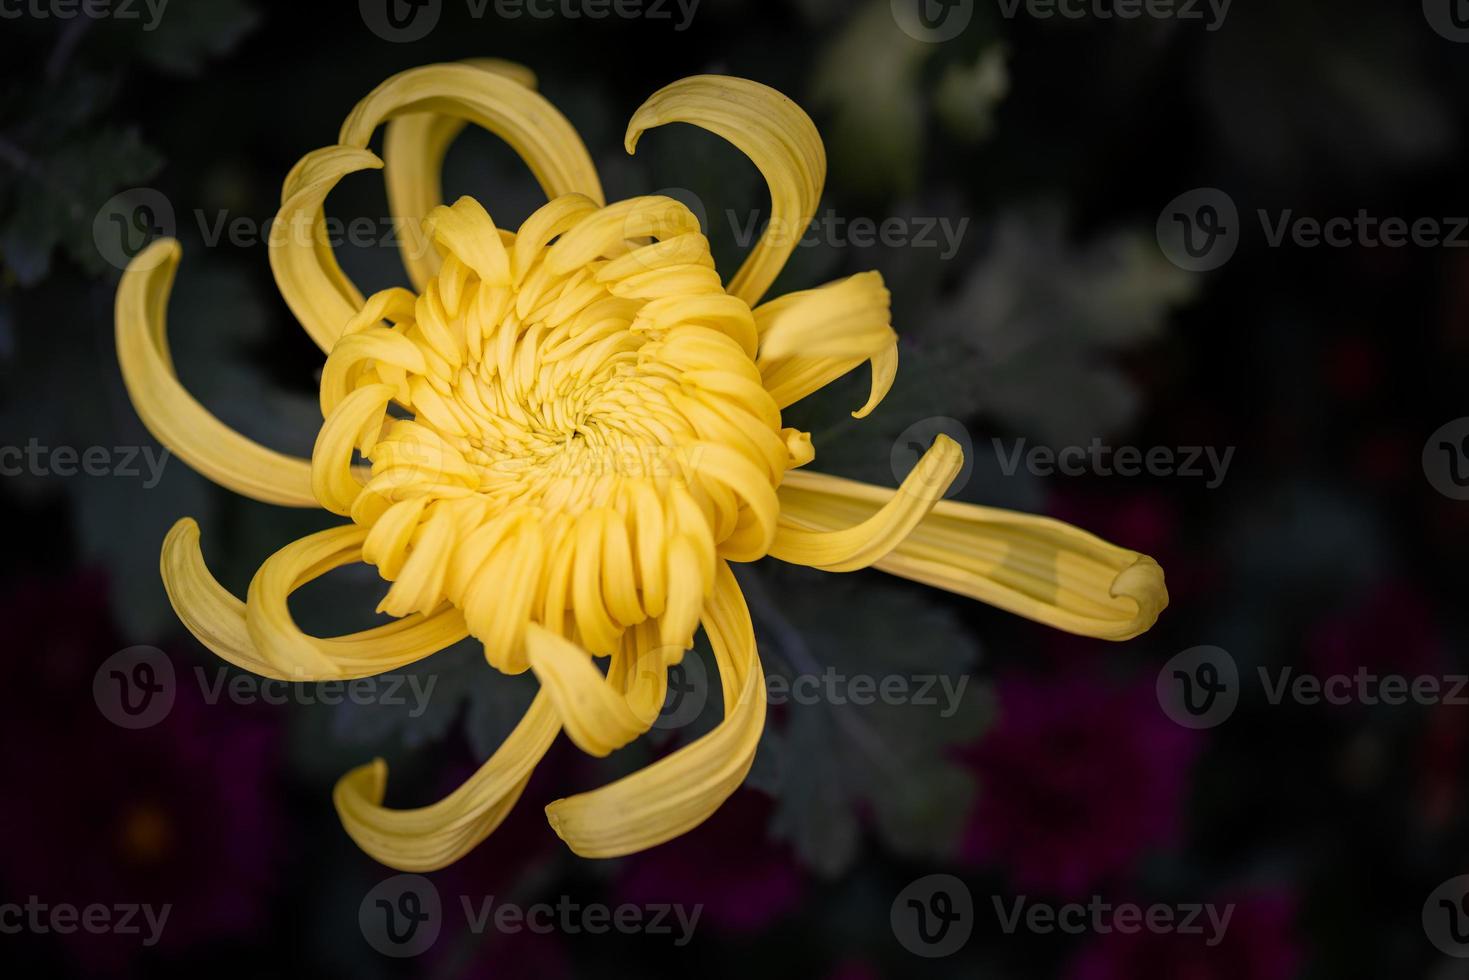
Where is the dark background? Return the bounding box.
[2,0,1468,976]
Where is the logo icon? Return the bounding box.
[891,0,973,43]
[1423,875,1469,957]
[1424,0,1469,42]
[1423,418,1469,500]
[1156,645,1239,729]
[892,417,974,500]
[621,187,710,273]
[360,874,442,957]
[1156,188,1239,272]
[377,423,453,494]
[93,188,176,272]
[645,187,709,239]
[360,0,442,42]
[891,874,973,957]
[651,651,710,731]
[93,646,176,729]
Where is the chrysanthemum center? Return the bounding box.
[312,194,799,669]
[426,297,702,512]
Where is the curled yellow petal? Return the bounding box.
[776,470,1169,640]
[754,270,898,418]
[511,193,602,284]
[686,441,781,562]
[632,293,758,360]
[160,518,467,680]
[319,320,425,417]
[334,691,561,872]
[277,60,602,354]
[454,511,545,673]
[756,271,893,359]
[243,523,468,678]
[423,196,512,286]
[383,58,538,290]
[115,239,317,506]
[341,62,603,210]
[271,146,384,353]
[544,560,766,858]
[767,434,962,572]
[526,623,650,757]
[312,383,395,515]
[547,195,702,275]
[609,621,674,724]
[658,534,705,649]
[377,500,457,619]
[626,75,825,305]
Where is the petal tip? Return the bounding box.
[930,432,960,454]
[623,129,642,155]
[124,237,182,276]
[1110,555,1169,638]
[160,516,201,579]
[336,757,390,807]
[168,515,200,537]
[543,802,569,841]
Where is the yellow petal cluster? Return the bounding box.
[115,60,1168,869]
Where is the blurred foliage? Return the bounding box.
[929,205,1197,445]
[741,563,987,876]
[811,1,1008,198]
[0,1,259,284]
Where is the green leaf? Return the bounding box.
[1,126,161,284]
[927,205,1197,445]
[736,564,988,875]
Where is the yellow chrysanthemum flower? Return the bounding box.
[114,61,1167,870]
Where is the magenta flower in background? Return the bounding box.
[1305,579,1443,681]
[451,928,574,980]
[960,675,1200,896]
[0,572,282,975]
[825,959,882,980]
[614,788,804,934]
[1419,702,1466,830]
[1066,889,1302,980]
